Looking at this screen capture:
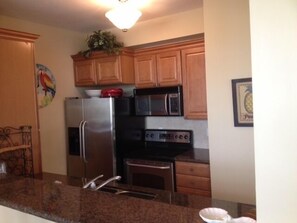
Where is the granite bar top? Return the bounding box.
[0,173,256,223]
[175,148,210,164]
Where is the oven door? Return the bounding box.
[125,159,174,191]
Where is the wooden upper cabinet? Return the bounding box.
[95,56,121,85]
[72,48,135,86]
[182,43,207,119]
[72,39,208,120]
[156,51,182,86]
[134,54,157,88]
[134,49,182,88]
[74,59,96,86]
[134,39,207,119]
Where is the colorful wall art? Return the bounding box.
[36,64,56,108]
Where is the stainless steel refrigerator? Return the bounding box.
[65,97,127,180]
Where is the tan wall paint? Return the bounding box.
[204,0,255,204]
[107,8,203,46]
[0,15,86,174]
[250,0,297,221]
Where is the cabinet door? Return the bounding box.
[134,54,157,88]
[74,60,96,86]
[0,29,41,174]
[157,50,182,86]
[95,56,121,85]
[182,46,207,119]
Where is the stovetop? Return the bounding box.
[124,129,193,161]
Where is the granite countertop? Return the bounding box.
[175,148,210,164]
[0,173,256,223]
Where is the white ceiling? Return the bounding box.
[0,0,203,32]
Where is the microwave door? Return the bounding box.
[135,95,151,115]
[150,94,168,115]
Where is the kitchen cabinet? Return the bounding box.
[134,39,207,120]
[73,59,96,86]
[182,42,207,119]
[0,28,41,174]
[134,48,182,88]
[71,48,135,86]
[175,161,211,197]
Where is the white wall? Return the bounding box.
[0,15,86,174]
[204,0,255,204]
[250,0,297,221]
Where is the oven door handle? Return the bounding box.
[126,161,171,170]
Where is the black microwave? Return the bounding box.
[133,86,183,116]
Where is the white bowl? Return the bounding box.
[199,207,231,223]
[85,89,101,98]
[227,217,256,223]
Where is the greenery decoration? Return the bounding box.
[81,30,124,57]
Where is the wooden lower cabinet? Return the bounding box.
[175,161,211,197]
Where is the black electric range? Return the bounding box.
[125,129,193,162]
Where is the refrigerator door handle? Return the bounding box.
[81,120,87,163]
[78,120,84,158]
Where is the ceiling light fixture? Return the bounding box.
[105,0,142,32]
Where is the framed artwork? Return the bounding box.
[231,78,253,127]
[36,64,56,109]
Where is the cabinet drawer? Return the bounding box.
[175,161,210,177]
[176,174,211,191]
[177,186,211,197]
